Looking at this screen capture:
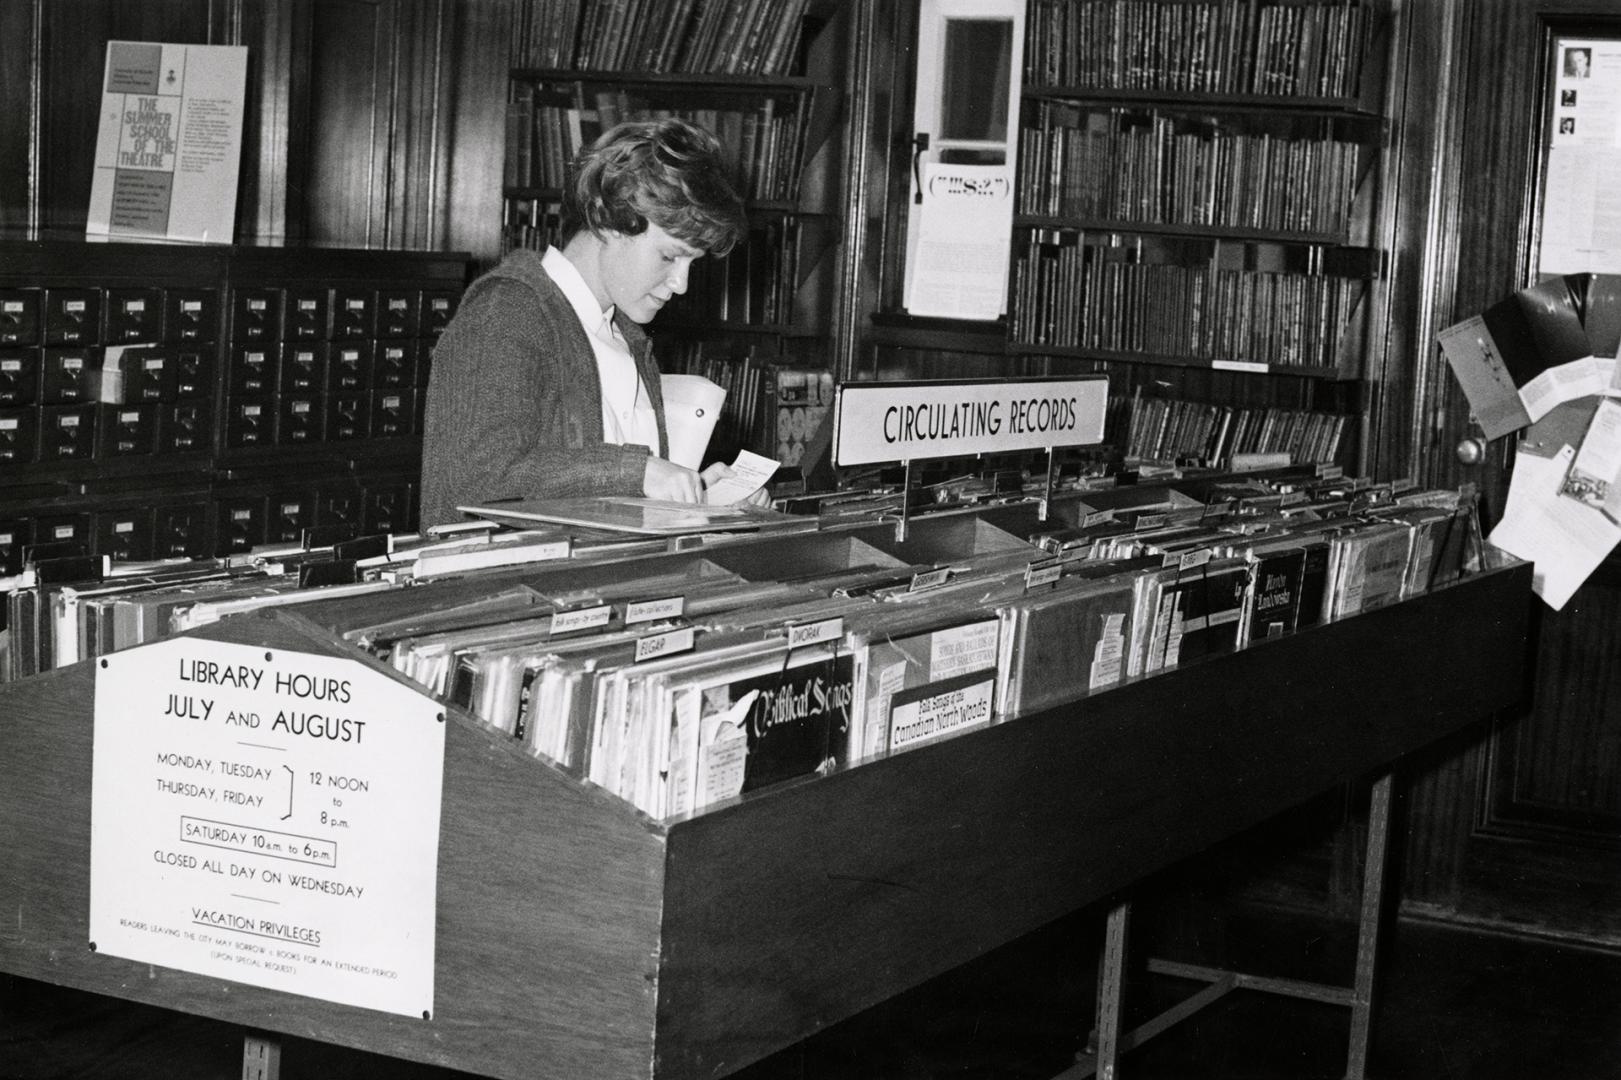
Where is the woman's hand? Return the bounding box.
[698,463,772,507]
[642,456,704,503]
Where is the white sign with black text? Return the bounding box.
[88,638,446,1018]
[833,378,1108,466]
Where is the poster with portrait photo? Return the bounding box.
[1538,37,1621,275]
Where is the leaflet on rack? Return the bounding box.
[903,163,1014,320]
[87,42,247,244]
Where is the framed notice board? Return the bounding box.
[1535,24,1621,277]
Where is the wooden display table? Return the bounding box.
[0,530,1531,1079]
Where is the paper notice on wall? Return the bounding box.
[903,163,1015,321]
[1539,38,1621,274]
[87,41,247,244]
[1437,276,1599,440]
[1560,395,1621,519]
[1489,442,1621,610]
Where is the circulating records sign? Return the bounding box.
[88,637,446,1018]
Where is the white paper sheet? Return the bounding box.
[1519,356,1607,423]
[659,373,726,470]
[902,163,1015,320]
[1558,395,1621,525]
[1540,38,1621,274]
[1489,443,1621,610]
[703,449,779,506]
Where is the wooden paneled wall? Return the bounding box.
[0,0,1615,947]
[0,0,508,262]
[1377,0,1621,946]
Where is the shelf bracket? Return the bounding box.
[895,459,913,543]
[242,1032,281,1080]
[1039,445,1056,522]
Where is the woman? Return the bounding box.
[419,118,749,528]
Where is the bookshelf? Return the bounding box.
[0,238,470,565]
[500,72,840,329]
[859,0,1393,473]
[0,500,1531,1080]
[1015,0,1389,470]
[497,1,849,468]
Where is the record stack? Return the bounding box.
[3,471,1484,820]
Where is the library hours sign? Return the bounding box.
[88,637,446,1018]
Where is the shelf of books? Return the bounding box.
[1011,0,1389,376]
[1,466,1529,1079]
[501,72,841,467]
[512,0,816,77]
[500,70,841,335]
[1023,0,1375,99]
[499,0,849,471]
[862,1,1391,479]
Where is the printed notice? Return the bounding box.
[87,41,247,243]
[904,163,1015,320]
[1540,37,1621,275]
[89,638,446,1017]
[1561,395,1621,519]
[927,619,1000,677]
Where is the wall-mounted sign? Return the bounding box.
[1538,36,1621,275]
[89,637,446,1018]
[833,378,1108,466]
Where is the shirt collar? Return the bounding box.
[542,245,617,333]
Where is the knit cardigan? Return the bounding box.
[418,248,670,528]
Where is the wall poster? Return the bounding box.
[1537,36,1621,275]
[86,41,247,244]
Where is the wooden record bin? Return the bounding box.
[0,508,1532,1080]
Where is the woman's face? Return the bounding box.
[600,222,703,324]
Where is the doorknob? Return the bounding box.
[1455,437,1488,465]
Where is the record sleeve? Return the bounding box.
[999,572,1137,718]
[457,495,811,536]
[1236,545,1307,645]
[659,642,853,815]
[847,614,1001,761]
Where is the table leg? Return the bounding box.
[1094,899,1131,1080]
[1344,771,1394,1080]
[242,1032,281,1080]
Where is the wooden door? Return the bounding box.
[1392,0,1621,946]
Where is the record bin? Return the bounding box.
[0,504,1532,1079]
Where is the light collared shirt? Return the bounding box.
[541,246,660,453]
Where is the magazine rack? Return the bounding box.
[0,512,1532,1080]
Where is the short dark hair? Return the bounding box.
[562,118,748,255]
